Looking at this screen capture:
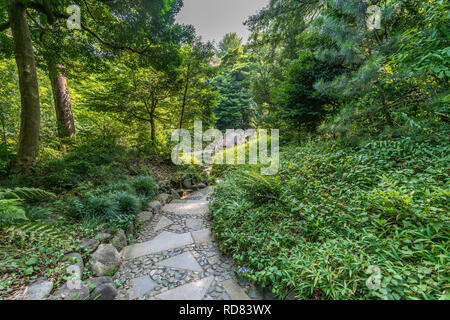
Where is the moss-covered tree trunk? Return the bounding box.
[7,0,41,169]
[48,62,75,140]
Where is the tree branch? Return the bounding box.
[28,1,151,55]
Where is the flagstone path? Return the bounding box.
[114,187,261,300]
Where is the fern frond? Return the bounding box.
[0,187,56,202]
[6,222,69,248]
[0,199,28,224]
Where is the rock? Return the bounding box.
[85,276,114,290]
[182,179,193,189]
[85,277,117,300]
[186,218,203,231]
[96,232,112,242]
[148,200,162,214]
[111,229,127,251]
[90,244,121,277]
[263,289,278,300]
[24,277,53,300]
[156,193,172,205]
[50,282,89,300]
[91,283,117,300]
[248,290,259,299]
[79,238,100,252]
[170,189,180,199]
[137,211,153,224]
[63,252,84,278]
[194,183,207,189]
[285,291,298,300]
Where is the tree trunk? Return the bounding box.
[48,62,76,140]
[179,65,190,129]
[7,0,41,169]
[150,98,158,143]
[0,114,9,164]
[150,105,156,142]
[375,80,393,126]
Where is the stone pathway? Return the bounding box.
[114,187,261,300]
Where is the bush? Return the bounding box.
[62,194,120,222]
[211,130,450,300]
[84,195,119,219]
[132,175,159,198]
[96,182,136,195]
[111,191,141,215]
[169,165,208,187]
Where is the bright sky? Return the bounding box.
[176,0,270,44]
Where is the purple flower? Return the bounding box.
[237,267,251,274]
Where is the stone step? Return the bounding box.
[122,232,194,260]
[222,279,251,300]
[162,201,209,215]
[191,229,213,244]
[129,276,157,299]
[154,216,173,232]
[154,276,214,300]
[171,199,209,204]
[155,252,203,272]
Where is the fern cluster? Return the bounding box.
[0,187,55,225]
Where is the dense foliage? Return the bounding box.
[210,0,449,301]
[212,126,449,300]
[0,0,448,301]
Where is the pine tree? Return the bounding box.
[213,46,256,131]
[312,0,414,126]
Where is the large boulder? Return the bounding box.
[50,282,89,300]
[85,276,117,300]
[24,277,53,300]
[148,200,162,214]
[111,229,127,251]
[79,238,100,252]
[90,244,121,277]
[156,193,172,205]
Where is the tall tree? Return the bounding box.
[214,45,256,130]
[217,33,242,57]
[0,0,186,169]
[177,40,217,129]
[48,62,75,139]
[311,0,420,126]
[5,0,41,169]
[87,63,178,142]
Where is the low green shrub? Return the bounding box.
[168,165,208,187]
[84,195,119,219]
[132,175,159,198]
[110,191,142,215]
[95,182,136,195]
[211,129,450,300]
